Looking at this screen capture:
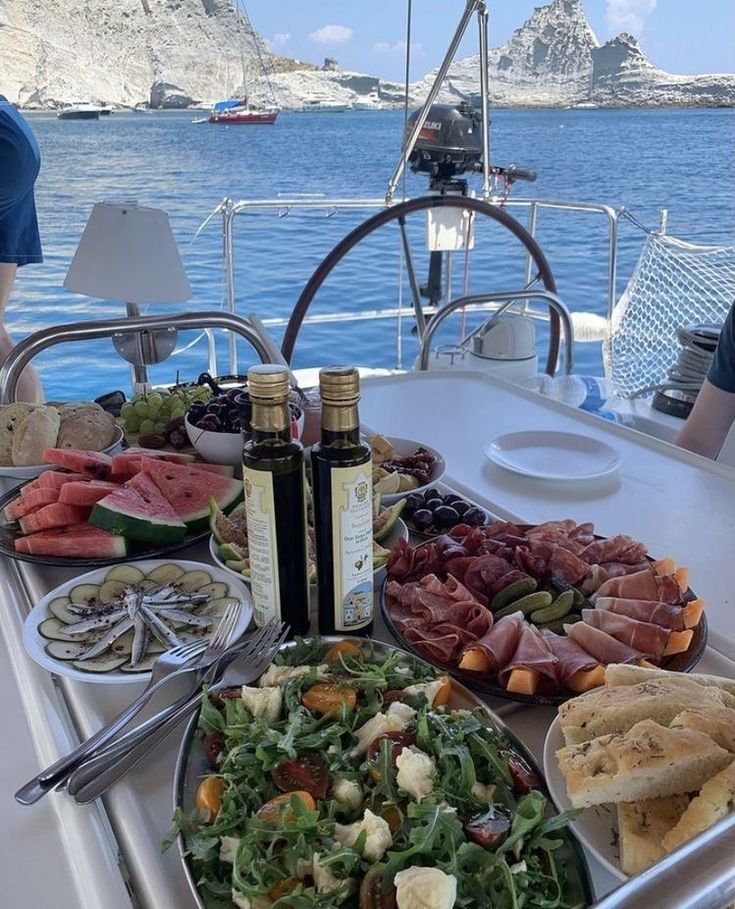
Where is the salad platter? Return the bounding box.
[171,636,593,908]
[381,519,707,706]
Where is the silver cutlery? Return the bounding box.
[15,600,243,806]
[67,620,287,803]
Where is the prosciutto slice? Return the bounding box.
[567,620,643,665]
[498,624,559,688]
[460,611,525,676]
[541,629,600,685]
[592,569,683,604]
[403,627,466,664]
[581,609,669,659]
[594,596,684,631]
[580,535,647,566]
[463,554,529,600]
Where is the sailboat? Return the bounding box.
[207,2,279,125]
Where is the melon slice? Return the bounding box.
[21,471,90,495]
[19,503,91,534]
[4,487,61,522]
[58,480,122,507]
[14,524,127,558]
[42,448,113,480]
[141,457,242,530]
[90,476,187,544]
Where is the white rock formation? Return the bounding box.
[0,0,732,109]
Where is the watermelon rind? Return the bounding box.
[14,525,128,558]
[91,488,188,545]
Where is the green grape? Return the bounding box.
[169,404,185,420]
[124,414,140,433]
[121,402,136,420]
[139,419,156,435]
[147,394,163,414]
[133,400,149,417]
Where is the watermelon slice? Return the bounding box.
[58,480,121,507]
[14,524,127,558]
[19,503,91,535]
[188,463,235,477]
[141,457,242,530]
[90,478,187,544]
[42,448,112,480]
[4,488,61,522]
[110,449,195,475]
[20,471,90,496]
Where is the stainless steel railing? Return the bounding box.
[0,312,272,404]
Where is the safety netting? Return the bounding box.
[604,233,735,396]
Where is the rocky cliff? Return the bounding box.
[0,0,732,109]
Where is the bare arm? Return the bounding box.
[675,378,735,459]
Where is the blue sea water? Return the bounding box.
[9,107,735,400]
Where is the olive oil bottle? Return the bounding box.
[311,366,374,635]
[242,364,310,635]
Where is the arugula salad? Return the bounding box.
[167,638,587,909]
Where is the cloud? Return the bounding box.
[372,40,424,56]
[309,25,353,45]
[605,0,657,36]
[271,32,291,48]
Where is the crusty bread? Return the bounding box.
[605,663,735,705]
[555,719,731,808]
[618,795,690,875]
[11,406,61,465]
[661,760,735,852]
[670,707,735,754]
[558,677,730,745]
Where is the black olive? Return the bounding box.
[433,505,460,527]
[403,493,425,517]
[424,487,442,500]
[425,497,443,512]
[453,500,471,517]
[442,493,463,505]
[464,506,487,526]
[411,509,434,530]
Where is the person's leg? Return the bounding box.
[0,261,44,402]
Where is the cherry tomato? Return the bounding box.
[432,675,452,706]
[380,689,408,707]
[194,776,225,821]
[500,749,541,794]
[359,864,397,909]
[203,731,225,768]
[325,640,363,664]
[269,877,298,900]
[464,808,511,849]
[302,682,357,716]
[272,751,329,799]
[256,790,316,823]
[370,796,405,835]
[367,731,416,781]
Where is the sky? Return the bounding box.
[248,0,735,82]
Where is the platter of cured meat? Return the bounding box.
[381,519,707,705]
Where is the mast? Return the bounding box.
[236,0,279,107]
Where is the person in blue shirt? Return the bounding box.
[0,95,44,401]
[676,303,735,459]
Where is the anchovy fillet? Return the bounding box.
[78,615,136,660]
[154,608,214,628]
[139,604,181,649]
[130,615,149,668]
[64,607,128,635]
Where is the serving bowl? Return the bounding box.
[185,405,305,466]
[371,435,446,505]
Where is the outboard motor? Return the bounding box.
[406,102,483,192]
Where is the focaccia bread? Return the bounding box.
[605,663,735,704]
[11,406,61,466]
[558,677,730,745]
[617,795,690,875]
[556,719,731,808]
[661,760,735,853]
[670,707,735,754]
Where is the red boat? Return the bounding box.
[208,105,278,125]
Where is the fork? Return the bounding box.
[14,601,243,806]
[67,620,287,803]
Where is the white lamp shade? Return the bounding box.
[64,201,192,304]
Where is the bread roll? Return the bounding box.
[0,403,40,465]
[56,404,117,450]
[556,719,731,808]
[11,407,61,465]
[670,708,735,754]
[618,795,690,875]
[559,677,730,745]
[661,761,735,853]
[605,663,735,704]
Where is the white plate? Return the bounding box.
[370,436,446,505]
[23,558,253,684]
[209,517,409,584]
[0,425,125,480]
[543,715,627,881]
[485,431,621,481]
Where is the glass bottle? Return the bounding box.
[311,366,374,636]
[242,364,310,636]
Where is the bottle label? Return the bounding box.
[330,464,374,631]
[243,466,281,625]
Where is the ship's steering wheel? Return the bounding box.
[280,194,561,375]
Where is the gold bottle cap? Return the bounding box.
[319,365,360,406]
[247,364,290,402]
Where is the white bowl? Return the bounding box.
[371,436,446,505]
[185,415,243,466]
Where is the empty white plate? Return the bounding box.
[485,431,621,481]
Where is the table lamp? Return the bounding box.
[64,201,193,390]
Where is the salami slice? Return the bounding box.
[582,609,669,659]
[541,629,600,685]
[566,620,643,665]
[580,535,648,566]
[594,596,684,631]
[498,624,559,688]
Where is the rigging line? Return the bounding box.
[396,0,414,369]
[619,207,656,235]
[237,1,278,106]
